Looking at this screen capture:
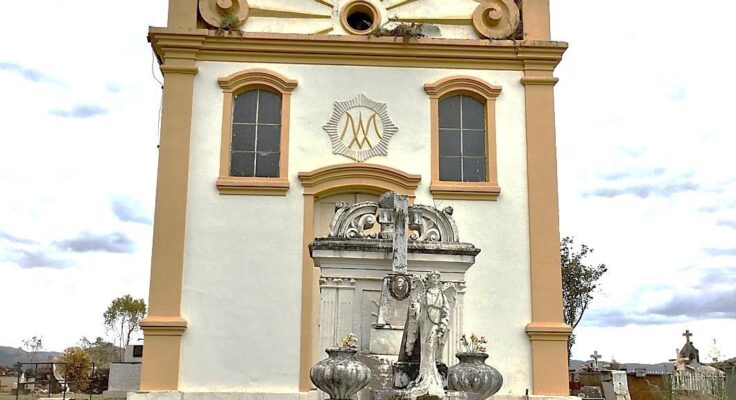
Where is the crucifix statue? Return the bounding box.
[373,192,454,396]
[375,193,412,326]
[590,350,602,370]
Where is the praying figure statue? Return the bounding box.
[399,270,454,397]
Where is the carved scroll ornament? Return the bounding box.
[472,0,520,39]
[199,0,250,29]
[327,201,459,242]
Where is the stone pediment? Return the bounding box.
[328,201,460,242]
[196,0,522,40]
[310,198,480,258]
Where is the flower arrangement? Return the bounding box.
[340,333,359,349]
[459,333,487,353]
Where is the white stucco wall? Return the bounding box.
[179,62,531,395]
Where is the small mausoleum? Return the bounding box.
[134,1,571,400]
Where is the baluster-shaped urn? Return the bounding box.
[310,348,372,400]
[447,352,503,400]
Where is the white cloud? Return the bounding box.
[0,0,166,350]
[553,1,736,361]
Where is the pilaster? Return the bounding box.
[522,59,571,396]
[139,49,198,391]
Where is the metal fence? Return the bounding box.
[13,362,100,400]
[671,372,727,396]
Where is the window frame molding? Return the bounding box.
[216,68,298,195]
[424,75,502,200]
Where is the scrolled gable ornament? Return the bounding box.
[323,94,399,162]
[199,0,250,30]
[472,0,520,40]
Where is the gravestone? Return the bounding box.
[601,371,630,400]
[104,345,142,399]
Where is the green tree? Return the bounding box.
[78,337,116,368]
[561,236,607,360]
[58,347,92,392]
[103,295,146,361]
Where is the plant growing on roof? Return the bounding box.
[373,19,426,42]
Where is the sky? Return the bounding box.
[1,0,735,365]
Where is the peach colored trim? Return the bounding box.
[525,322,572,340]
[297,164,421,391]
[430,182,501,200]
[520,76,559,85]
[167,0,198,29]
[299,163,422,197]
[216,177,290,195]
[140,54,197,391]
[472,0,520,40]
[216,69,298,195]
[521,0,551,40]
[140,316,189,336]
[424,76,502,200]
[149,28,567,71]
[522,60,571,395]
[340,1,381,35]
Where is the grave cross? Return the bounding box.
[591,350,602,370]
[377,192,409,274]
[683,329,693,343]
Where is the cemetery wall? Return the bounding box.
[178,61,532,394]
[626,374,668,400]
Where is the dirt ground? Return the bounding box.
[0,394,104,400]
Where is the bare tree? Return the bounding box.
[19,336,44,363]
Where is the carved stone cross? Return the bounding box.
[591,350,602,370]
[683,329,693,343]
[377,192,409,274]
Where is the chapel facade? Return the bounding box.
[139,0,570,398]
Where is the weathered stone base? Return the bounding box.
[127,391,578,400]
[372,389,468,400]
[494,396,579,400]
[104,391,135,399]
[128,391,321,400]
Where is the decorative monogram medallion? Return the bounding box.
[323,94,398,162]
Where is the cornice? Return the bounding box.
[217,68,298,93]
[298,163,421,196]
[140,316,189,336]
[424,75,503,99]
[525,322,572,342]
[148,27,567,71]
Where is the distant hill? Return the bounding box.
[0,346,62,367]
[570,359,674,373]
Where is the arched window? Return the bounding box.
[230,89,282,178]
[425,76,502,200]
[216,69,298,195]
[438,94,487,182]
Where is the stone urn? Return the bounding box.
[310,348,372,400]
[447,352,503,400]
